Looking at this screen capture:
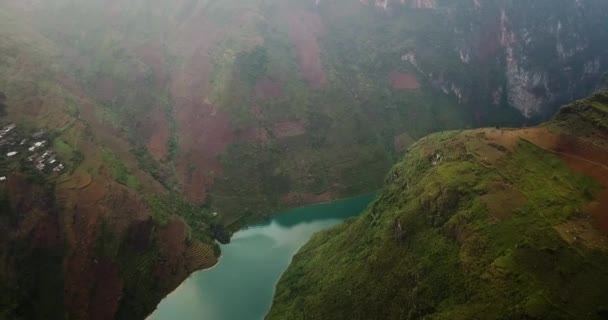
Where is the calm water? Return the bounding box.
[148,193,375,320]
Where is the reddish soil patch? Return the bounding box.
[62,181,151,319]
[30,214,63,250]
[389,72,420,90]
[517,130,608,234]
[170,14,231,203]
[88,259,123,320]
[102,184,150,224]
[552,135,608,235]
[483,127,551,151]
[287,11,327,88]
[158,219,187,261]
[146,108,170,161]
[283,191,335,206]
[51,119,154,320]
[134,43,169,84]
[6,41,172,318]
[273,120,306,138]
[237,126,270,143]
[94,78,116,102]
[58,76,88,100]
[252,104,264,121]
[170,13,221,101]
[255,79,283,99]
[60,178,159,319]
[5,175,63,249]
[394,132,415,153]
[124,219,154,252]
[63,213,103,320]
[154,219,191,282]
[483,127,608,234]
[174,99,236,203]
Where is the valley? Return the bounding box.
[150,194,374,320]
[0,0,606,319]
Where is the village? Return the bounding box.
[0,123,65,182]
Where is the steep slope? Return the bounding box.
[268,92,608,320]
[0,0,607,318]
[0,13,218,320]
[0,0,606,229]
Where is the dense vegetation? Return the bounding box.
[268,93,608,319]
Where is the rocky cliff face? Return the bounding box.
[393,0,608,119]
[478,0,607,118]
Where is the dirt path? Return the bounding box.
[522,136,608,235]
[522,138,608,174]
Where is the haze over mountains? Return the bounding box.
[0,0,607,319]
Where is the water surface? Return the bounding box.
[149,193,375,320]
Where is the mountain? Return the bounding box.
[0,9,218,320]
[0,0,607,319]
[2,0,607,226]
[268,92,608,320]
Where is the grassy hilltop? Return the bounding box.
[268,92,608,320]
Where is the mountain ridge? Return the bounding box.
[0,1,607,318]
[268,92,608,320]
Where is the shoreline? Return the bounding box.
[145,191,378,320]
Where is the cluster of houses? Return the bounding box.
[0,123,65,182]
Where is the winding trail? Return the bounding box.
[522,138,608,176]
[522,134,608,235]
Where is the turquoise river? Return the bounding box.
[149,193,375,320]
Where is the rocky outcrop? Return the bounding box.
[360,0,435,10]
[375,0,608,119]
[451,0,607,118]
[412,0,435,9]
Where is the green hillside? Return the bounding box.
[268,92,608,320]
